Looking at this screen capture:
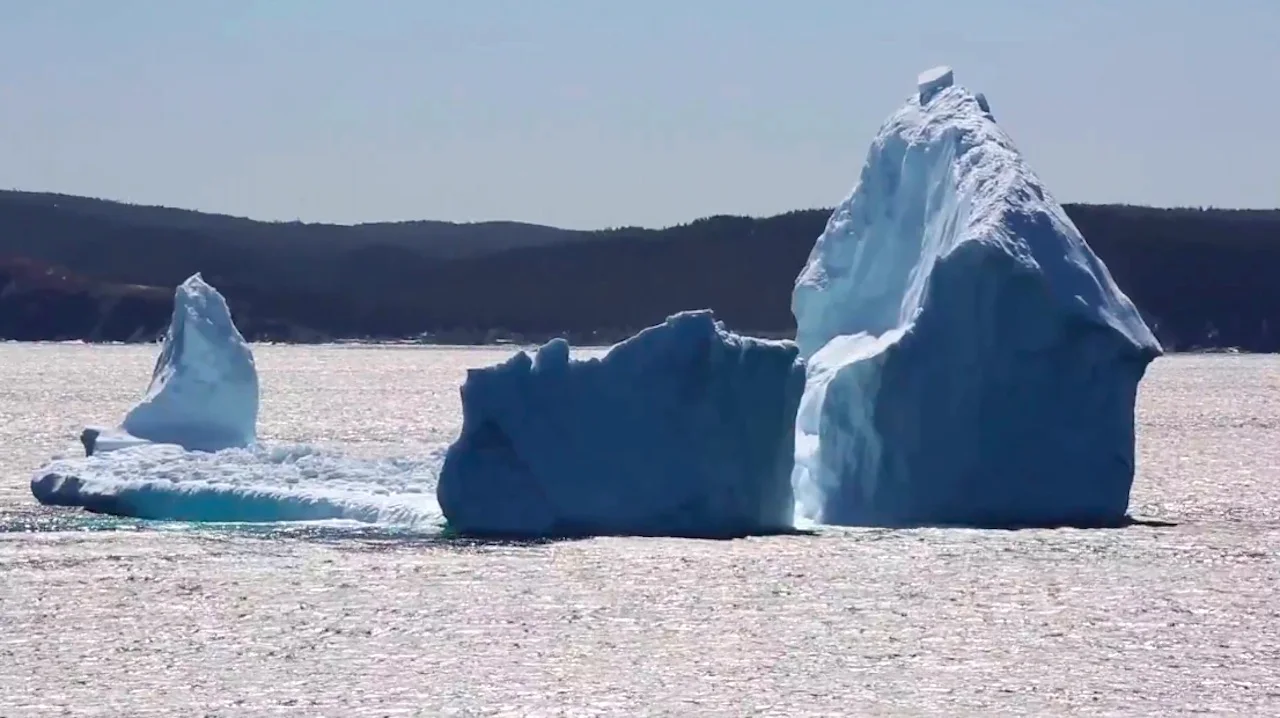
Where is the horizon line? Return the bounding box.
[5,186,1279,234]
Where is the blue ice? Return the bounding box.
[437,311,806,538]
[790,67,1162,528]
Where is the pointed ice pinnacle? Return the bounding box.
[119,273,260,452]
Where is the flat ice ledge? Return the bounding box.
[80,426,153,456]
[917,65,954,104]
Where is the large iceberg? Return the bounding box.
[437,310,806,538]
[791,67,1161,528]
[110,273,259,453]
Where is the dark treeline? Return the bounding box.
[1,190,1277,351]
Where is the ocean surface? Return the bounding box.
[1,343,1277,717]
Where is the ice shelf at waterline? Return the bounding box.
[33,273,266,514]
[31,442,446,527]
[790,67,1161,528]
[437,310,806,538]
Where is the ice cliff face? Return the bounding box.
[791,67,1161,528]
[120,274,259,452]
[437,311,806,538]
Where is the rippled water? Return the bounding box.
[1,344,1277,716]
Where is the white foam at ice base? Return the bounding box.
[31,442,447,529]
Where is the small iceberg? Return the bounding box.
[31,274,444,528]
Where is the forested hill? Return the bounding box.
[1,190,1278,351]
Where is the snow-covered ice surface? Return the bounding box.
[792,67,1161,528]
[120,273,259,452]
[2,345,1280,716]
[438,311,806,538]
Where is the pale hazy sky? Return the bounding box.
[2,0,1277,229]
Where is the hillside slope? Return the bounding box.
[0,191,1277,350]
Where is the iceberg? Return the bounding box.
[31,273,449,528]
[437,310,806,538]
[108,273,259,453]
[791,67,1161,528]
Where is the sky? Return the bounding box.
[2,0,1278,229]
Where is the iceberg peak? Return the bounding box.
[118,273,260,452]
[791,68,1160,528]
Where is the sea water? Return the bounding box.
[0,343,1277,716]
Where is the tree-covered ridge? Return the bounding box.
[0,190,1276,350]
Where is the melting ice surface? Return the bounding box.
[438,311,806,538]
[31,443,446,528]
[32,274,445,530]
[791,67,1161,528]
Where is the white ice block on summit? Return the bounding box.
[791,67,1161,528]
[437,310,806,538]
[917,65,954,104]
[118,273,259,452]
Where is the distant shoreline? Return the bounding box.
[2,337,1255,356]
[3,191,1279,353]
